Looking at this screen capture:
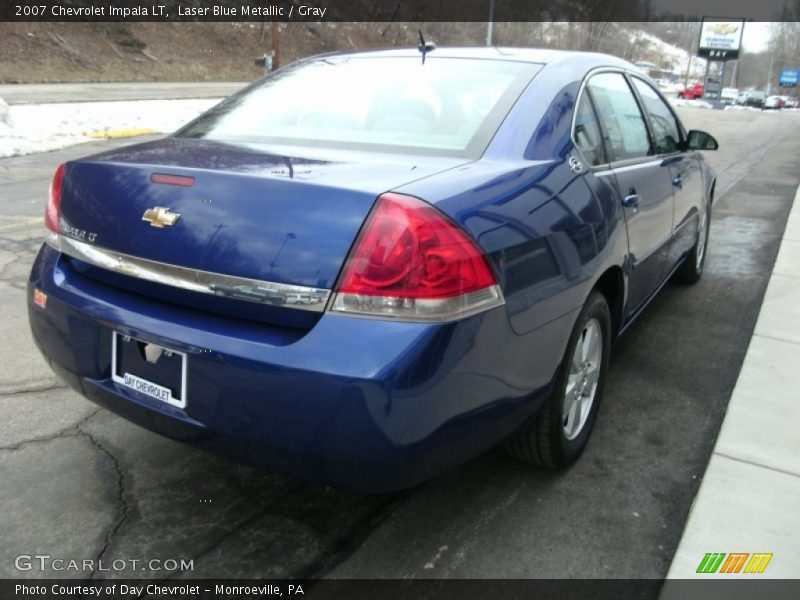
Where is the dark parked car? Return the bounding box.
[28,48,718,492]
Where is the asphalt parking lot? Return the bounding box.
[1,106,799,581]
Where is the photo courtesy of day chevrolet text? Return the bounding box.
[14,583,304,597]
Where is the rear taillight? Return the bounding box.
[45,163,65,234]
[330,193,503,321]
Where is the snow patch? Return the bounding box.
[0,98,221,158]
[669,98,714,109]
[627,31,698,79]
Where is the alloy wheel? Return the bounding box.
[562,318,603,440]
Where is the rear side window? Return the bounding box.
[573,93,606,166]
[177,57,541,158]
[587,73,651,162]
[632,78,681,154]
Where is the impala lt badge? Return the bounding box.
[142,207,180,228]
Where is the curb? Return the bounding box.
[664,183,800,583]
[84,128,159,139]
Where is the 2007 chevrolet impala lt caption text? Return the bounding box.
[27,47,718,492]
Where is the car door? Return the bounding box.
[586,71,675,315]
[630,77,705,269]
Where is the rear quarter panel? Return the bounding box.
[398,55,629,390]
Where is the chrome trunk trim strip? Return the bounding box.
[58,236,331,312]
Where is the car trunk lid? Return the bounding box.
[58,138,470,327]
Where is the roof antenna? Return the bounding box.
[418,30,436,64]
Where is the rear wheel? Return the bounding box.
[675,200,710,284]
[505,291,611,469]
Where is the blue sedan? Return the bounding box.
[28,48,717,492]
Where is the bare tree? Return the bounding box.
[764,22,799,95]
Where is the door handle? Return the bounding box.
[622,192,640,208]
[672,175,683,189]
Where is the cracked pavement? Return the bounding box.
[1,108,798,581]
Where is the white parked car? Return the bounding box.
[720,88,739,104]
[736,90,766,108]
[764,96,786,109]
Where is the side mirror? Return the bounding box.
[685,130,718,151]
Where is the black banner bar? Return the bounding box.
[4,579,800,600]
[1,0,798,23]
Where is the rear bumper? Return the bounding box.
[28,244,562,492]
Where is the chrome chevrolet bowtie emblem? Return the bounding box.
[142,207,180,228]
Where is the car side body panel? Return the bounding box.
[665,153,706,268]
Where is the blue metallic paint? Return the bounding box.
[29,244,571,491]
[27,49,715,491]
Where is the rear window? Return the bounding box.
[177,56,541,158]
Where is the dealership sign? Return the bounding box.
[780,68,799,87]
[698,19,745,60]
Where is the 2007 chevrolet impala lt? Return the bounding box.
[28,48,718,492]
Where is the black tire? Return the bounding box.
[675,200,711,284]
[505,291,611,469]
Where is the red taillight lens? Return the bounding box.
[45,163,65,234]
[331,193,503,321]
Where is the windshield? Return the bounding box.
[177,56,541,158]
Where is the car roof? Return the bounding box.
[309,46,634,69]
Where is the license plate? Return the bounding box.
[111,332,187,409]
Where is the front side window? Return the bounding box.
[632,78,681,154]
[178,57,541,158]
[587,72,651,162]
[573,93,606,166]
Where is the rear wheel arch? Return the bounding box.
[505,290,612,468]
